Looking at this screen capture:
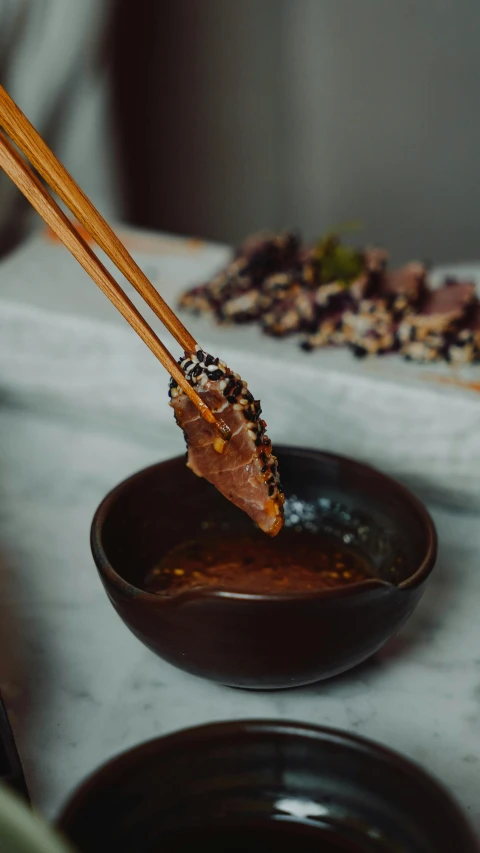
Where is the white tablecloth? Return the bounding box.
[1,227,480,510]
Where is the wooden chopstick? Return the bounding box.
[0,129,230,440]
[0,85,197,354]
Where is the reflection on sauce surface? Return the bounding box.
[144,530,375,596]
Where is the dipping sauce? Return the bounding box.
[144,531,375,596]
[148,823,368,852]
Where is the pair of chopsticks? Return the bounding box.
[0,86,230,440]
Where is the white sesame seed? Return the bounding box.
[240,398,248,405]
[218,380,227,390]
[170,388,179,398]
[233,403,243,410]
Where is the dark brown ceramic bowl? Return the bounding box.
[91,447,436,689]
[57,720,477,853]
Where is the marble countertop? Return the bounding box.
[0,403,479,837]
[0,228,479,841]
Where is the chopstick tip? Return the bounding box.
[216,419,232,441]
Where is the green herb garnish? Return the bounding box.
[314,221,365,287]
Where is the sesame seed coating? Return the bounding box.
[169,347,284,533]
[179,229,480,365]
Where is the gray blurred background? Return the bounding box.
[1,0,480,264]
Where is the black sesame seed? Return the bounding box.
[277,483,284,494]
[268,485,275,496]
[264,437,271,446]
[351,345,367,359]
[227,395,237,404]
[223,380,236,397]
[243,409,256,422]
[183,360,192,371]
[170,379,178,388]
[255,435,263,446]
[260,452,267,463]
[196,350,204,360]
[192,364,202,378]
[261,464,269,473]
[300,341,313,352]
[205,353,215,366]
[208,369,223,381]
[243,390,254,403]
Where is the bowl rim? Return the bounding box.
[57,718,473,847]
[90,446,437,604]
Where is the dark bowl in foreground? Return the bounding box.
[57,720,477,853]
[91,447,436,688]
